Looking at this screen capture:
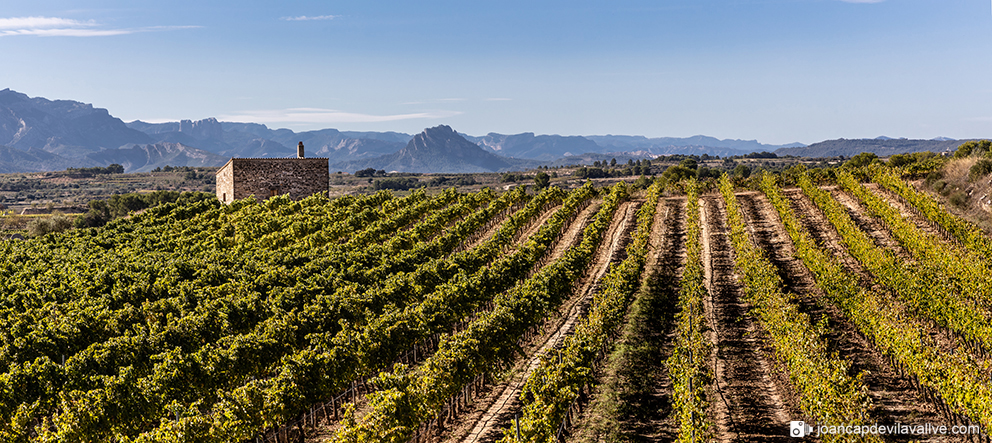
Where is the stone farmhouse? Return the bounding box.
[215,143,328,204]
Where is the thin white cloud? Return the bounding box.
[0,28,131,37]
[0,16,95,29]
[218,108,462,124]
[401,98,468,105]
[0,16,199,37]
[282,15,338,21]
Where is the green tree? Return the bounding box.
[534,171,550,189]
[679,158,698,170]
[954,140,992,159]
[844,152,879,168]
[660,165,696,185]
[733,163,751,178]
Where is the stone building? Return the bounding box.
[215,148,328,203]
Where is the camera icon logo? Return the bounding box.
[790,421,813,438]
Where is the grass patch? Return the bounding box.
[573,265,678,442]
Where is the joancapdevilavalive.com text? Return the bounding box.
[790,421,983,438]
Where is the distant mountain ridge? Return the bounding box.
[775,138,964,158]
[0,89,972,175]
[0,145,98,173]
[88,143,227,172]
[0,88,151,156]
[586,134,804,153]
[333,125,541,173]
[462,132,802,160]
[464,132,602,161]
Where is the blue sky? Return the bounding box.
[1,0,990,145]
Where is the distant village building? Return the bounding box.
[215,143,328,204]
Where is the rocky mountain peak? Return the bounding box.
[179,117,223,141]
[0,88,30,104]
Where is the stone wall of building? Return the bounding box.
[216,158,328,204]
[216,160,235,203]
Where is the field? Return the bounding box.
[0,165,989,443]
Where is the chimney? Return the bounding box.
[297,142,304,158]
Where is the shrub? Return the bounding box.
[733,164,751,178]
[26,212,75,237]
[931,180,947,194]
[660,165,696,184]
[373,177,420,191]
[574,168,608,179]
[354,168,377,177]
[925,171,944,186]
[949,191,968,207]
[954,140,992,159]
[632,175,652,189]
[969,159,992,181]
[844,152,879,168]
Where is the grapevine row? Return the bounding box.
[800,173,992,354]
[128,186,538,441]
[838,169,992,311]
[0,189,502,441]
[498,181,663,442]
[212,185,587,442]
[761,172,992,436]
[126,185,581,441]
[718,174,876,441]
[330,183,629,443]
[874,166,992,261]
[666,180,713,443]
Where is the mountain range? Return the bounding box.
[0,89,970,174]
[774,137,963,158]
[336,125,541,173]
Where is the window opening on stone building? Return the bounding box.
[222,193,227,202]
[270,189,280,197]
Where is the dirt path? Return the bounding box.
[457,201,559,254]
[738,192,947,443]
[307,200,601,442]
[455,203,524,253]
[781,188,867,278]
[826,186,913,262]
[548,201,602,262]
[864,183,965,251]
[570,196,687,443]
[701,195,794,442]
[441,200,641,443]
[624,197,685,443]
[514,204,565,247]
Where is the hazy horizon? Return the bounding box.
[2,1,991,145]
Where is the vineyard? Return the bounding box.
[1,168,991,443]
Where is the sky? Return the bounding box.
[1,0,991,145]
